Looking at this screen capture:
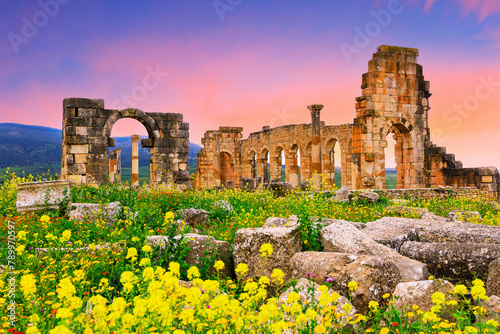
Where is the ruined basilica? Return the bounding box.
[196,45,499,197]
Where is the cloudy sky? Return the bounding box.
[1,0,499,168]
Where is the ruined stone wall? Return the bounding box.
[196,45,500,197]
[61,98,190,188]
[196,122,353,190]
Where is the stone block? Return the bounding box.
[482,175,493,183]
[75,126,87,136]
[64,98,104,109]
[67,163,86,175]
[16,180,70,212]
[67,145,89,154]
[69,202,121,225]
[77,108,97,117]
[233,225,302,282]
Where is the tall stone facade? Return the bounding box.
[196,45,500,197]
[61,98,190,188]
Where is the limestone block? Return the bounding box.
[416,226,500,244]
[393,280,455,313]
[16,180,70,212]
[290,251,359,284]
[178,233,232,279]
[486,259,500,297]
[182,208,210,228]
[69,202,121,225]
[481,295,500,323]
[321,220,428,282]
[400,242,500,281]
[335,186,353,202]
[233,225,302,282]
[357,191,379,203]
[67,145,89,154]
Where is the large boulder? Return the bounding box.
[486,259,500,297]
[180,233,232,279]
[290,252,359,284]
[182,208,210,228]
[335,186,353,202]
[392,280,455,313]
[328,256,401,313]
[357,191,380,203]
[233,225,302,281]
[361,217,493,250]
[321,220,428,282]
[415,226,500,244]
[399,242,500,281]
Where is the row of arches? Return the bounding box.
[219,139,345,189]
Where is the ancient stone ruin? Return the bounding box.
[196,45,499,197]
[60,98,190,188]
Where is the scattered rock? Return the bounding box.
[335,186,353,202]
[269,182,293,197]
[16,180,70,212]
[448,210,482,221]
[393,279,455,312]
[181,233,233,279]
[486,259,500,297]
[300,180,312,191]
[262,215,299,229]
[399,242,500,281]
[240,176,255,191]
[321,220,428,282]
[415,226,500,244]
[290,251,359,284]
[329,256,402,313]
[182,208,210,228]
[146,235,170,249]
[481,295,500,323]
[321,218,366,230]
[212,200,233,214]
[357,191,380,203]
[233,224,302,282]
[69,202,121,225]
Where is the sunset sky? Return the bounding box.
[1,0,499,168]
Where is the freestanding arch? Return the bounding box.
[61,98,191,188]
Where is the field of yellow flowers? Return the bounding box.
[1,172,500,333]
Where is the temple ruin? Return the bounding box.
[196,45,500,197]
[60,98,191,188]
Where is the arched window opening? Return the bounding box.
[109,118,150,186]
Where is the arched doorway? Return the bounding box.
[109,118,151,186]
[325,139,342,188]
[384,124,412,189]
[220,152,233,188]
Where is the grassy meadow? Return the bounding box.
[0,171,499,333]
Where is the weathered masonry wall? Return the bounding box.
[196,45,500,198]
[60,98,191,188]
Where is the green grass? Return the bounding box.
[0,164,60,180]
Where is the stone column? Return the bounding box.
[308,104,324,189]
[109,148,122,182]
[131,135,140,187]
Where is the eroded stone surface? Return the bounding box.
[486,259,500,297]
[16,180,70,212]
[393,280,454,312]
[69,202,121,224]
[321,220,428,282]
[233,225,302,281]
[290,251,359,284]
[182,208,210,228]
[400,242,500,281]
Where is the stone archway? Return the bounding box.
[383,123,413,189]
[61,98,191,188]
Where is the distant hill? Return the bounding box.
[0,123,202,171]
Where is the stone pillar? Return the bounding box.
[131,135,140,187]
[308,104,324,189]
[109,148,121,182]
